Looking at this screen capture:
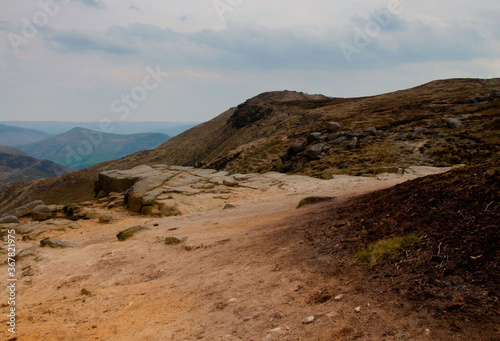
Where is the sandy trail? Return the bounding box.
[1,167,452,340]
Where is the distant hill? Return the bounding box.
[18,127,170,169]
[0,146,30,156]
[0,146,72,186]
[1,121,198,137]
[0,124,52,146]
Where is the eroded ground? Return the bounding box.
[2,167,480,340]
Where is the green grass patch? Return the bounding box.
[352,234,421,266]
[297,196,335,208]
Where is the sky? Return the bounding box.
[0,0,499,123]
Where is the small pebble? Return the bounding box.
[303,315,315,324]
[354,306,361,313]
[334,294,344,300]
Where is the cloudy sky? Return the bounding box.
[0,0,499,123]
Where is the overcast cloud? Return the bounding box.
[0,0,499,123]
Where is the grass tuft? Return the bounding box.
[352,234,421,266]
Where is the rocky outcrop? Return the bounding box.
[13,220,80,241]
[94,165,304,216]
[280,122,387,172]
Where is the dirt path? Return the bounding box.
[1,167,455,340]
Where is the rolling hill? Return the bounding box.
[0,124,52,146]
[1,121,198,136]
[18,127,170,169]
[93,78,500,178]
[0,146,72,186]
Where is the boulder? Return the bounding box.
[0,216,19,224]
[304,144,327,160]
[98,213,113,224]
[307,132,323,144]
[445,118,463,129]
[327,122,341,132]
[116,225,148,241]
[364,127,377,136]
[2,200,44,218]
[326,133,340,141]
[289,141,306,154]
[31,205,53,222]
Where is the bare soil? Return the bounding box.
[1,166,498,340]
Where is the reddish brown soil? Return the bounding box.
[282,161,499,340]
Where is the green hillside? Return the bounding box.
[18,127,170,169]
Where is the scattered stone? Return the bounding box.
[348,137,358,149]
[116,225,148,241]
[304,143,327,160]
[334,294,344,301]
[2,200,44,218]
[325,312,339,318]
[22,266,35,277]
[31,205,53,221]
[364,127,377,135]
[307,132,323,144]
[297,196,335,208]
[327,122,341,132]
[270,327,282,332]
[80,288,91,296]
[445,118,463,129]
[98,213,113,224]
[15,248,38,260]
[223,203,236,210]
[164,236,187,245]
[303,316,315,324]
[0,216,19,224]
[242,316,251,321]
[374,166,404,175]
[354,306,361,313]
[338,162,349,169]
[40,238,79,248]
